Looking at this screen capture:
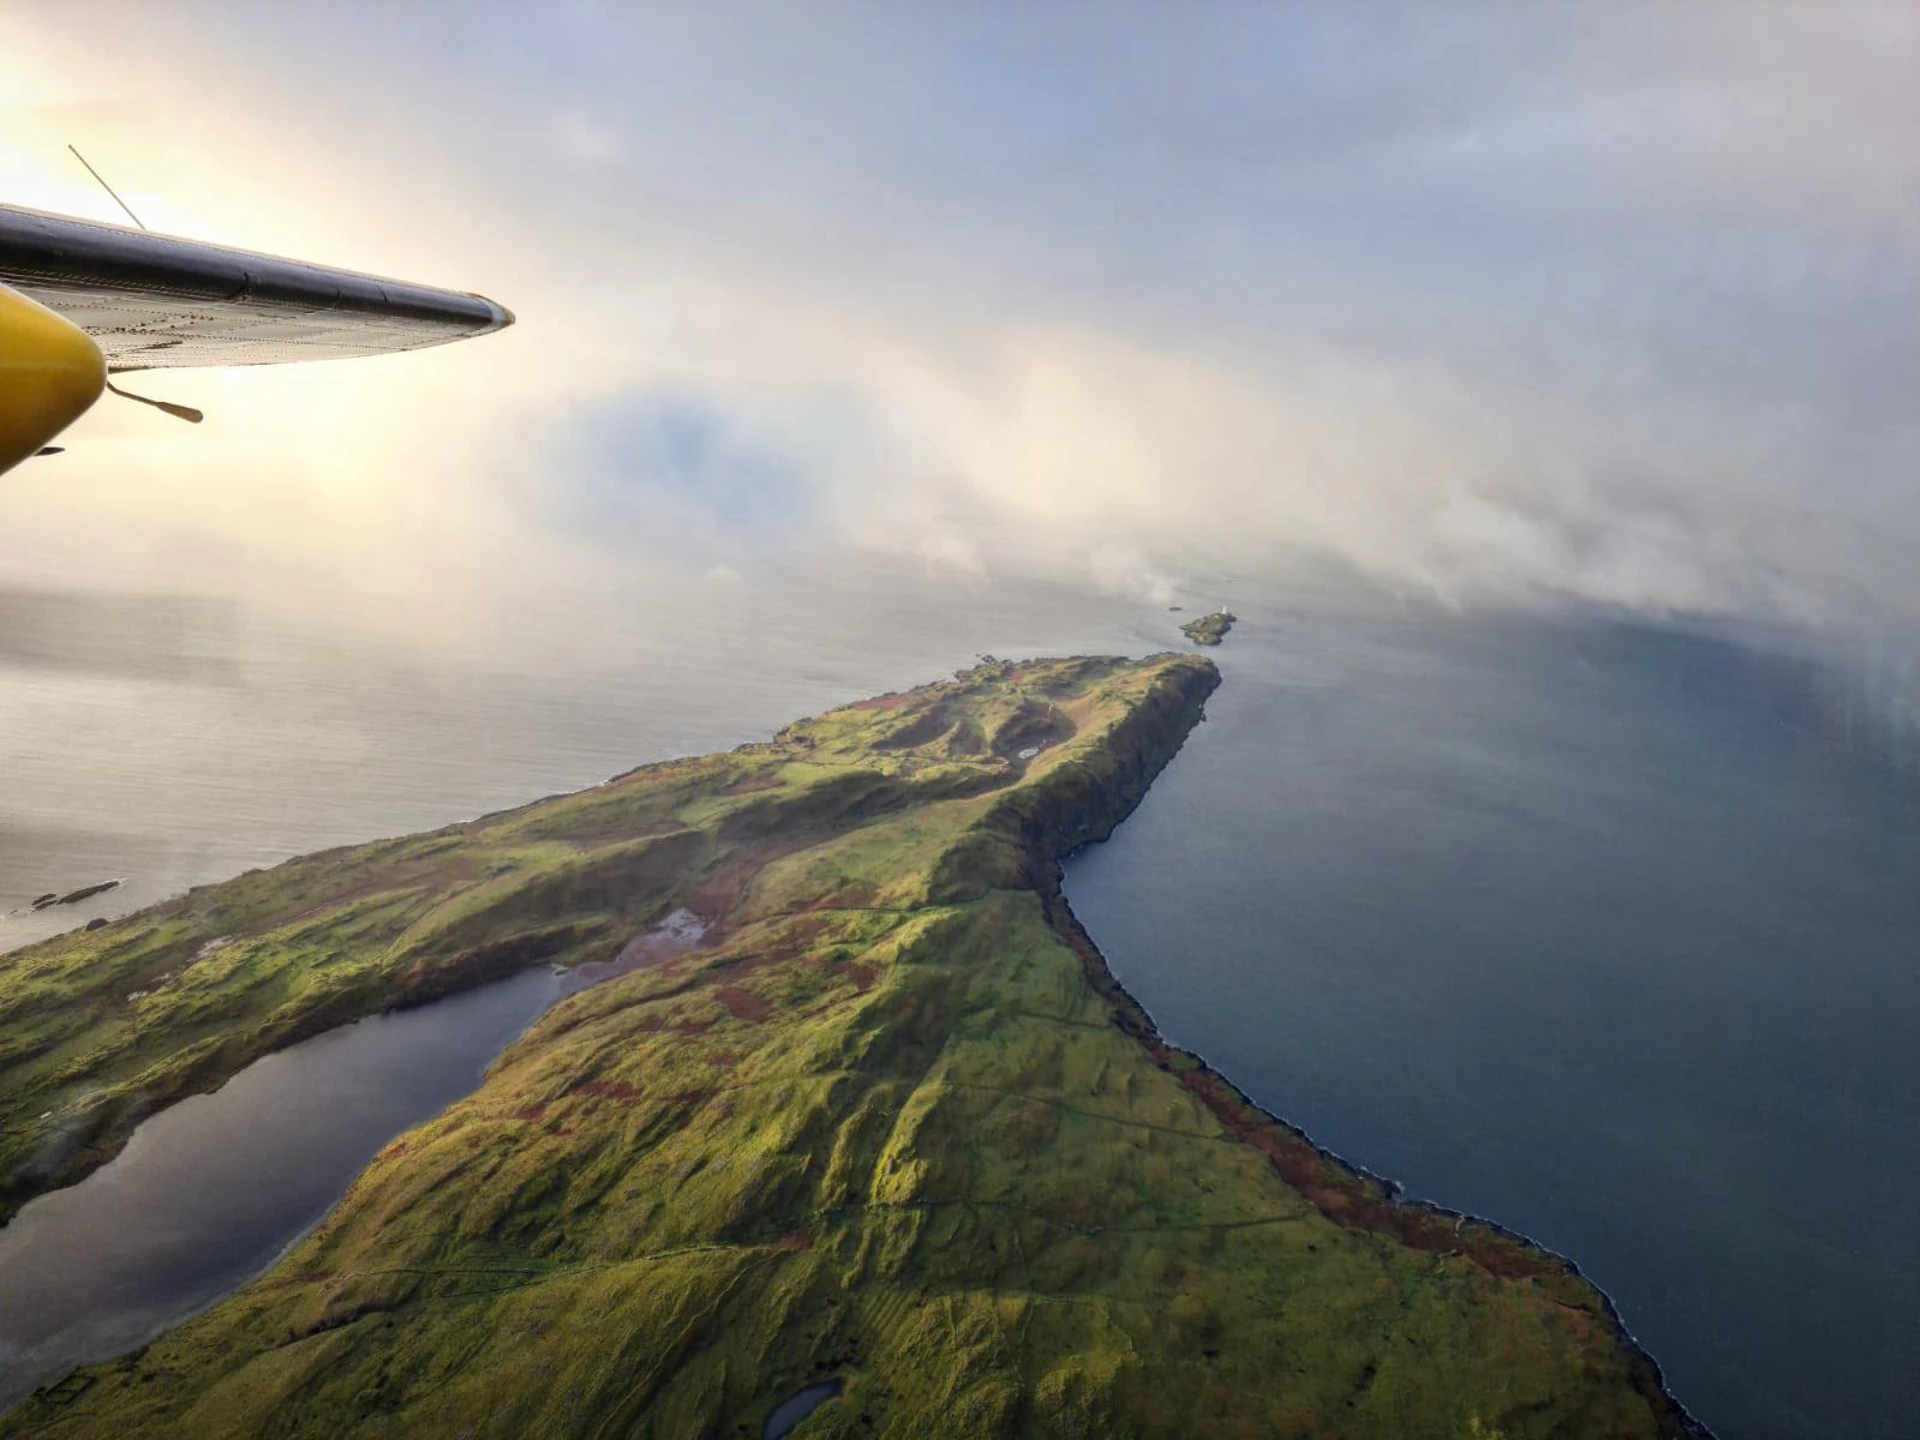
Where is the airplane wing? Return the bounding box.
[0,204,512,373]
[0,203,512,477]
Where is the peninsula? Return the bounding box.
[0,655,1697,1437]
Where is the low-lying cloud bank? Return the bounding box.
[6,4,1920,638]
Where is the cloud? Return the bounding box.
[550,109,623,165]
[6,4,1920,639]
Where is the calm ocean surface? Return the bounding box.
[3,559,1916,1437]
[1067,593,1920,1440]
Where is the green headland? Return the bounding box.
[0,654,1697,1438]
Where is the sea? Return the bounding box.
[2,555,1917,1438]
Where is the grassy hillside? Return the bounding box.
[1,655,1698,1438]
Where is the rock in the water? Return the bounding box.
[38,880,124,908]
[1180,610,1236,646]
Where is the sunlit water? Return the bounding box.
[2,559,1916,1437]
[0,559,1166,946]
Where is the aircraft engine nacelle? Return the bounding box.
[0,280,106,478]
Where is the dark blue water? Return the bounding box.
[1065,598,1920,1440]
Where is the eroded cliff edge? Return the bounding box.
[3,655,1700,1438]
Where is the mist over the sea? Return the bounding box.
[4,3,1920,646]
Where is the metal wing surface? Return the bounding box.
[0,204,512,374]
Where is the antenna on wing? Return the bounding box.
[59,151,206,426]
[67,144,148,231]
[104,380,203,424]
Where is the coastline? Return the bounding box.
[1041,854,1716,1440]
[2,653,1707,1437]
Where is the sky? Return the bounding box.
[4,3,1920,648]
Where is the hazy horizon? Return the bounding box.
[3,3,1920,661]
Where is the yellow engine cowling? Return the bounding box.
[0,281,106,477]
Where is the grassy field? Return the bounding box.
[0,655,1699,1437]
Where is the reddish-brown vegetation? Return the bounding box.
[713,985,771,1022]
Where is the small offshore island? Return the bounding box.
[0,656,1697,1438]
[1180,611,1236,646]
